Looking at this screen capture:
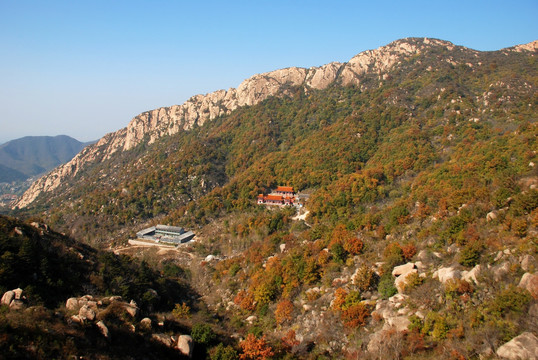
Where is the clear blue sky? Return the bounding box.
[0,0,536,144]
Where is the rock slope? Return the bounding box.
[13,38,536,208]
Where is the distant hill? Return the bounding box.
[0,135,89,182]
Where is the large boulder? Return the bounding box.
[13,288,24,300]
[433,267,461,284]
[520,255,535,272]
[66,297,79,311]
[177,335,194,358]
[518,273,538,300]
[496,332,538,360]
[461,265,482,284]
[1,290,15,306]
[392,263,416,277]
[139,317,152,331]
[394,269,418,293]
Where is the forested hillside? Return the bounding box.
[4,38,538,359]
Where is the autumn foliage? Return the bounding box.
[240,333,274,360]
[274,299,294,325]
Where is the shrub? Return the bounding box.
[341,303,371,328]
[402,272,423,293]
[191,323,216,345]
[353,265,377,292]
[378,274,397,299]
[234,290,255,311]
[330,242,347,263]
[383,242,405,268]
[210,343,239,360]
[172,302,191,319]
[458,240,483,267]
[343,236,364,255]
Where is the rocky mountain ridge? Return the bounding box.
[13,37,537,209]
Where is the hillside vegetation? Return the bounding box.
[4,38,538,359]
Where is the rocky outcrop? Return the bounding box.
[14,37,473,209]
[496,332,538,360]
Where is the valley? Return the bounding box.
[2,38,537,359]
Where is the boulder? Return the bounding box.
[433,267,461,284]
[78,305,96,321]
[392,263,416,277]
[521,255,535,272]
[177,335,194,358]
[461,265,482,284]
[96,321,109,338]
[246,315,257,324]
[496,332,538,360]
[125,301,139,317]
[13,288,23,300]
[139,317,152,331]
[1,290,15,306]
[152,333,174,347]
[70,315,83,324]
[394,269,418,293]
[518,273,538,299]
[66,297,79,311]
[486,211,497,222]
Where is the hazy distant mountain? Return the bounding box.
[0,135,89,182]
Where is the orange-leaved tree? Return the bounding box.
[240,333,274,360]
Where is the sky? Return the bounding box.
[0,0,536,144]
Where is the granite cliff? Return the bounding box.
[13,37,536,208]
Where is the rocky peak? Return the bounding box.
[510,40,538,53]
[13,37,524,209]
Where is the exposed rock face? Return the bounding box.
[496,332,538,360]
[14,37,479,209]
[177,335,194,358]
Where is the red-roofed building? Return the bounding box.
[257,187,296,206]
[274,186,295,197]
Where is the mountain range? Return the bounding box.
[0,135,90,183]
[4,37,538,359]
